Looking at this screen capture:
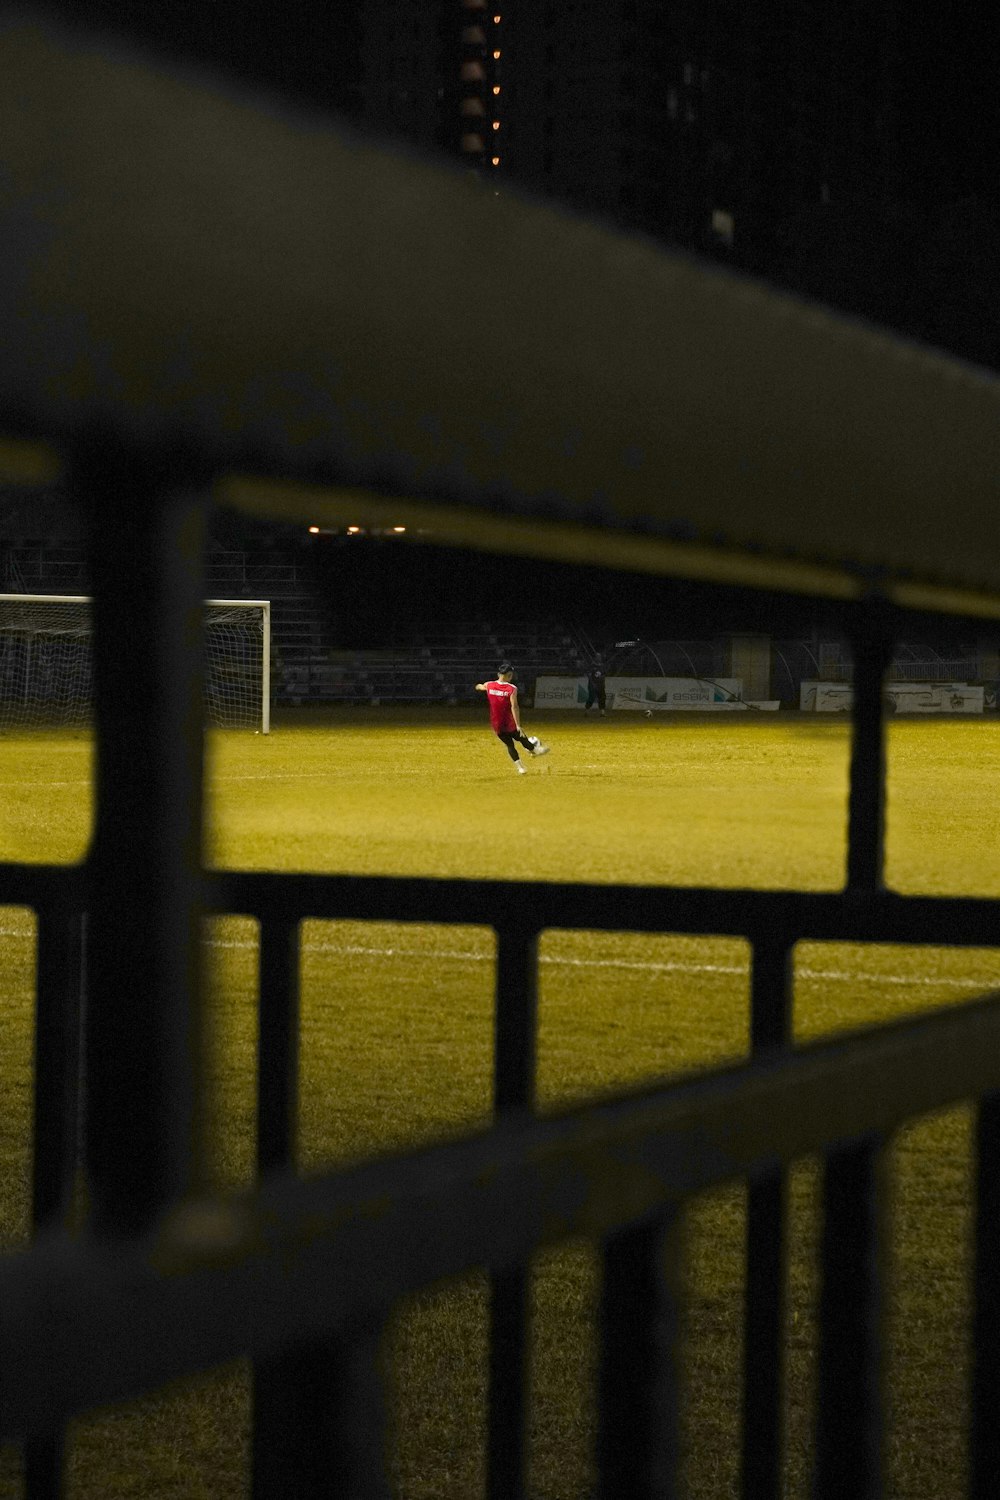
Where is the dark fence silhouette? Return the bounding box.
[5,14,1000,1497]
[5,482,1000,1498]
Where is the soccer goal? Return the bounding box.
[0,594,271,733]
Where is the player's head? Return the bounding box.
[497,661,513,680]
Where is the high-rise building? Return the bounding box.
[349,2,997,276]
[77,0,990,290]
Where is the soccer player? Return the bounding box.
[475,662,550,774]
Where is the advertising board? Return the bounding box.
[800,681,985,713]
[533,675,588,708]
[608,677,744,708]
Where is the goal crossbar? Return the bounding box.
[0,594,271,733]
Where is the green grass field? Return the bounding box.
[2,709,1000,1498]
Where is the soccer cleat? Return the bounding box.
[515,762,527,774]
[529,739,550,756]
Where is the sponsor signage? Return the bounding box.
[801,681,985,714]
[533,675,588,708]
[534,675,781,711]
[799,682,853,712]
[609,677,744,708]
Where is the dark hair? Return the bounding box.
[497,661,513,675]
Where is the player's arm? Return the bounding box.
[475,682,487,692]
[509,684,521,729]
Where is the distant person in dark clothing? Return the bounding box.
[586,660,606,715]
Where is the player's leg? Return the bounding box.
[497,731,527,772]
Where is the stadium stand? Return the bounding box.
[1,536,994,709]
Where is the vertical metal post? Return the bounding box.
[846,604,895,893]
[31,904,85,1231]
[79,439,208,1235]
[253,1323,391,1500]
[26,902,86,1497]
[255,916,300,1173]
[23,1434,63,1500]
[487,924,539,1500]
[251,917,390,1498]
[743,932,793,1500]
[815,1135,886,1500]
[597,1211,684,1500]
[493,924,539,1117]
[971,1091,1000,1500]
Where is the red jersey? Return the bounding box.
[485,680,518,732]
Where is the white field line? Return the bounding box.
[0,773,325,787]
[0,780,91,788]
[1,926,996,990]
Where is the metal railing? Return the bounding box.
[3,469,1000,1499]
[5,21,1000,1496]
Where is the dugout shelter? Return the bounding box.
[3,8,1000,1498]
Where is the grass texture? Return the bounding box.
[2,709,1000,1498]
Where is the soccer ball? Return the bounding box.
[645,709,653,718]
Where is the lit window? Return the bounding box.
[492,120,500,130]
[493,13,501,21]
[491,155,500,166]
[493,49,501,58]
[492,84,501,95]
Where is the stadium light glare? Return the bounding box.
[393,526,406,533]
[307,525,319,534]
[347,525,361,534]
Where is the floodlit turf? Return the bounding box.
[2,710,1000,1498]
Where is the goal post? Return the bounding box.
[204,598,271,734]
[0,593,271,733]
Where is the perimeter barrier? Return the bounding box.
[3,470,1000,1499]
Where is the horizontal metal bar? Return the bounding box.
[7,25,1000,606]
[0,864,85,908]
[7,866,1000,953]
[5,864,1000,954]
[204,870,1000,950]
[4,986,1000,1437]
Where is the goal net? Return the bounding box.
[0,594,271,732]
